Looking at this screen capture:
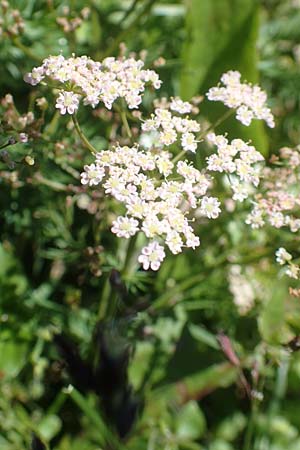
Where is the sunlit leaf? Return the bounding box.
[175,400,206,440]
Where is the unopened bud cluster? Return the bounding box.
[0,1,25,37]
[56,6,90,33]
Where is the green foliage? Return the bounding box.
[0,1,300,450]
[180,0,268,153]
[259,0,300,147]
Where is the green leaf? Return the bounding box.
[175,401,206,440]
[147,363,238,415]
[216,412,246,441]
[37,415,62,441]
[258,283,292,344]
[152,5,185,16]
[64,385,126,450]
[189,324,219,350]
[128,341,154,389]
[181,0,260,97]
[0,339,28,378]
[180,0,268,154]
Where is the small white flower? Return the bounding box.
[55,90,80,115]
[139,131,160,149]
[142,214,167,238]
[23,66,44,85]
[155,153,174,177]
[199,196,221,219]
[275,247,292,265]
[166,230,183,254]
[181,132,198,152]
[126,198,147,219]
[269,212,285,228]
[286,264,300,279]
[19,133,28,143]
[138,176,158,201]
[245,207,265,229]
[170,97,193,114]
[138,241,166,271]
[155,108,173,124]
[231,180,249,202]
[81,163,105,186]
[103,177,126,195]
[185,229,200,249]
[235,159,259,186]
[111,216,139,238]
[206,154,226,172]
[207,132,228,148]
[221,71,241,86]
[159,127,177,146]
[236,105,254,126]
[177,161,201,183]
[289,218,300,233]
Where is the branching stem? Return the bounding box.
[71,115,97,154]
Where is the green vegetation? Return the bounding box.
[1,1,300,450]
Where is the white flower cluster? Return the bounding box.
[141,105,200,152]
[228,265,256,315]
[24,54,161,113]
[80,144,218,270]
[207,71,275,128]
[206,133,264,201]
[246,147,300,231]
[23,54,277,272]
[275,247,299,280]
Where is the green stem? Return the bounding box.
[243,367,265,450]
[33,173,69,191]
[117,0,140,27]
[64,385,125,449]
[120,108,132,139]
[0,139,15,150]
[268,353,290,416]
[46,392,66,416]
[12,37,42,62]
[151,273,204,310]
[43,110,60,138]
[171,148,186,165]
[243,401,257,450]
[122,233,139,275]
[198,108,235,140]
[98,233,139,321]
[171,109,234,165]
[71,115,97,154]
[98,275,114,321]
[100,0,157,58]
[67,29,76,55]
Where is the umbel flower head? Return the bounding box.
[207,70,275,128]
[142,104,200,152]
[24,54,273,271]
[80,130,266,271]
[80,144,209,270]
[24,54,162,112]
[246,146,300,232]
